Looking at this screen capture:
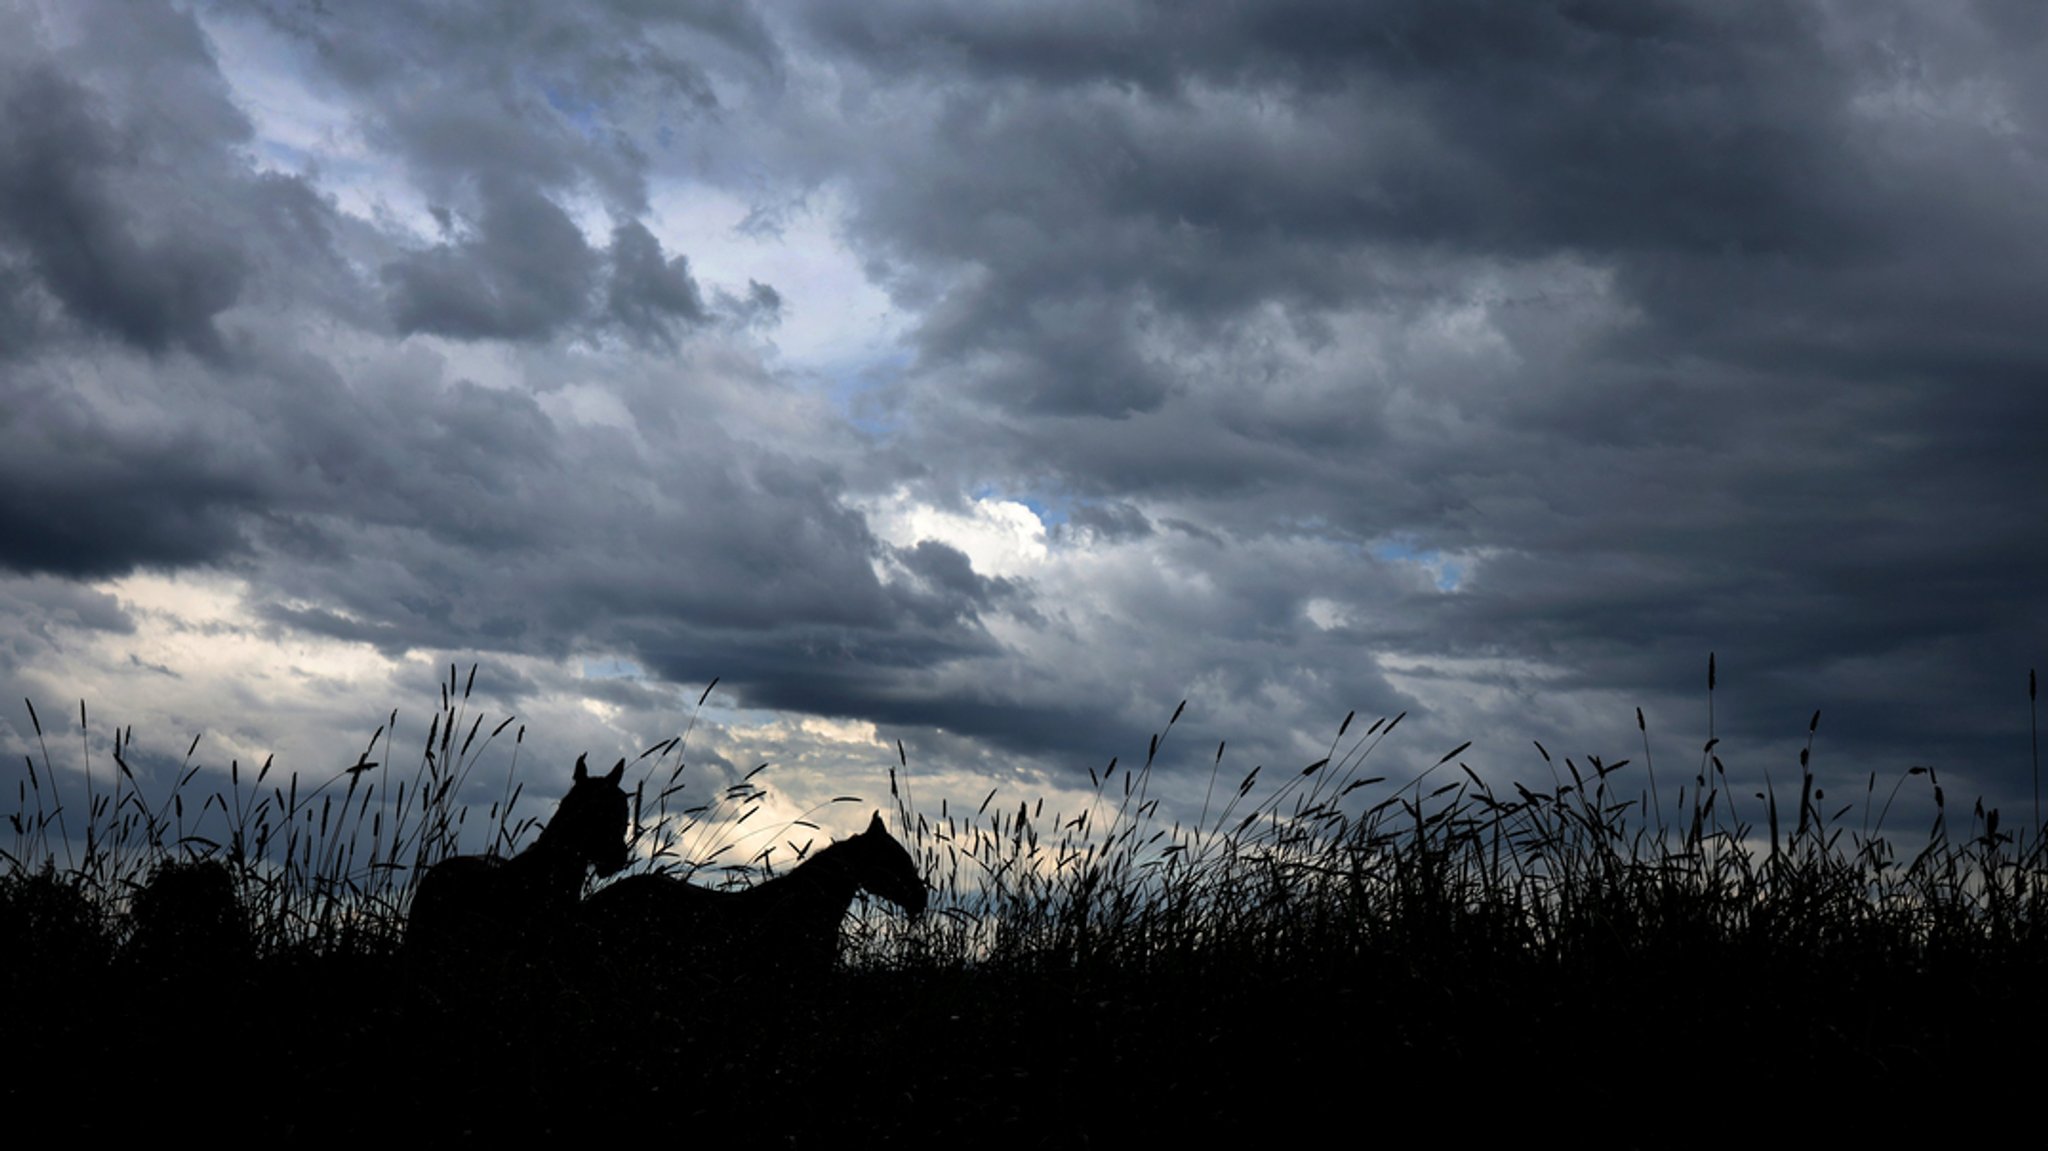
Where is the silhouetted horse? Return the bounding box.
[406,754,631,967]
[586,811,926,983]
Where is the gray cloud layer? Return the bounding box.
[782,0,2048,776]
[2,0,2042,824]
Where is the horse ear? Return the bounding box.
[607,758,625,785]
[868,811,885,835]
[574,753,590,782]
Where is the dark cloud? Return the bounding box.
[227,0,782,212]
[800,0,1882,408]
[384,190,735,345]
[226,0,782,219]
[0,370,266,577]
[0,577,134,665]
[384,183,601,341]
[192,329,1009,711]
[1057,501,1152,544]
[0,0,985,745]
[604,219,708,342]
[0,2,362,361]
[4,0,2045,832]
[717,279,782,329]
[0,28,245,355]
[894,539,1017,625]
[219,2,774,346]
[764,0,2048,800]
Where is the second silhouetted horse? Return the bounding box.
[586,810,926,983]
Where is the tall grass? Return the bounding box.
[3,664,558,955]
[7,657,2047,981]
[867,657,2048,980]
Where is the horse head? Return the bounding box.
[852,811,927,917]
[550,754,632,878]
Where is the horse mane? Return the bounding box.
[775,811,926,915]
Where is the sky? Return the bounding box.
[2,0,2044,862]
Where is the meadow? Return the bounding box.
[5,661,2042,1142]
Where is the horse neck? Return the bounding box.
[504,832,591,896]
[761,840,865,916]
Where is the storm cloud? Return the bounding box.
[1,0,2042,836]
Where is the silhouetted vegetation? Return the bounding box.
[5,661,2042,1142]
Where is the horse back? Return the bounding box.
[407,853,577,961]
[590,872,839,987]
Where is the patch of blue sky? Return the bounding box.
[823,353,911,440]
[1370,535,1466,592]
[972,483,1070,527]
[581,657,646,680]
[1018,494,1069,527]
[540,79,608,144]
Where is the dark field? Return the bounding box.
[7,674,2045,1142]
